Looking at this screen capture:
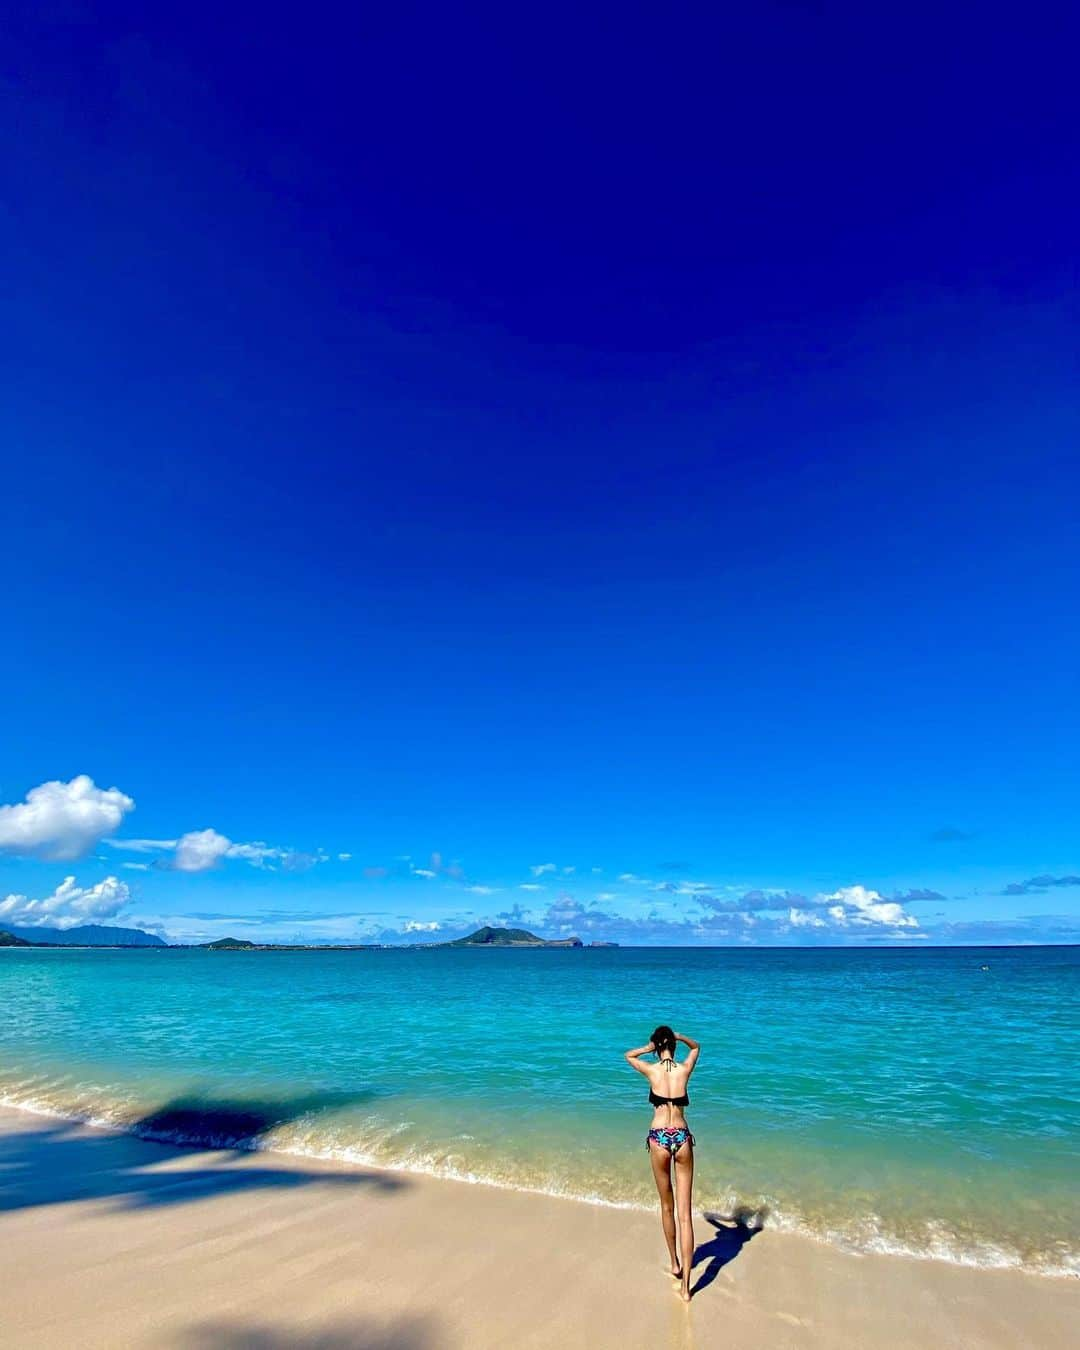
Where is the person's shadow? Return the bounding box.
[691,1210,762,1296]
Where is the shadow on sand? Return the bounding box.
[179,1315,436,1349]
[0,1090,405,1215]
[691,1209,763,1295]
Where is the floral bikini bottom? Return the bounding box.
[646,1126,696,1156]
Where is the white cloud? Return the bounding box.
[519,883,544,891]
[412,868,437,879]
[338,853,352,862]
[789,907,826,928]
[108,829,323,874]
[465,885,499,895]
[823,885,919,929]
[0,875,132,930]
[174,828,233,872]
[403,919,441,933]
[562,866,576,875]
[106,837,177,854]
[0,776,135,861]
[223,840,291,868]
[530,863,557,877]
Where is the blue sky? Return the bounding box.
[2,4,1077,945]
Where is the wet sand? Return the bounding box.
[1,1105,1075,1348]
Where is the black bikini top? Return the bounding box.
[649,1091,689,1108]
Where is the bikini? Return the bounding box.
[645,1073,696,1155]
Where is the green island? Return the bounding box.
[449,925,582,948]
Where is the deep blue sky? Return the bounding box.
[2,3,1077,944]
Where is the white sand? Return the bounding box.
[1,1106,1075,1348]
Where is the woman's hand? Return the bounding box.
[674,1031,701,1072]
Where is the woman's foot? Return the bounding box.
[679,1281,692,1303]
[668,1262,682,1280]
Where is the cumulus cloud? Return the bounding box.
[530,863,557,877]
[788,908,826,928]
[821,885,919,929]
[174,828,233,872]
[0,776,135,861]
[403,919,441,933]
[698,889,813,915]
[0,875,132,930]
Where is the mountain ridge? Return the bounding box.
[2,923,166,947]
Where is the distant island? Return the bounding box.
[0,923,166,948]
[448,926,584,948]
[197,937,383,951]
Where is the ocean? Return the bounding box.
[0,944,1076,1276]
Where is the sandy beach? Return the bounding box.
[1,1105,1075,1349]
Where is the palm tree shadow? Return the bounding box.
[0,1089,407,1215]
[181,1313,435,1348]
[691,1210,763,1296]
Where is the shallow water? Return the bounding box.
[1,945,1076,1275]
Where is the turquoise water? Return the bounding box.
[1,945,1076,1275]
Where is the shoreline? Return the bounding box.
[2,1103,1077,1349]
[2,1089,1075,1281]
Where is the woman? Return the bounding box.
[624,1025,700,1302]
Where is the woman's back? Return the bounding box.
[642,1056,692,1125]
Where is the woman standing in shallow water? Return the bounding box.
[625,1025,700,1302]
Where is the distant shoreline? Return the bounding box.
[3,942,1076,951]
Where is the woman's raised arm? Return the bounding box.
[624,1041,655,1075]
[674,1031,700,1070]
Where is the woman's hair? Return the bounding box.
[651,1025,677,1057]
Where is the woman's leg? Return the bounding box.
[673,1141,695,1301]
[648,1141,680,1275]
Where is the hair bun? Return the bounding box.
[651,1023,676,1053]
